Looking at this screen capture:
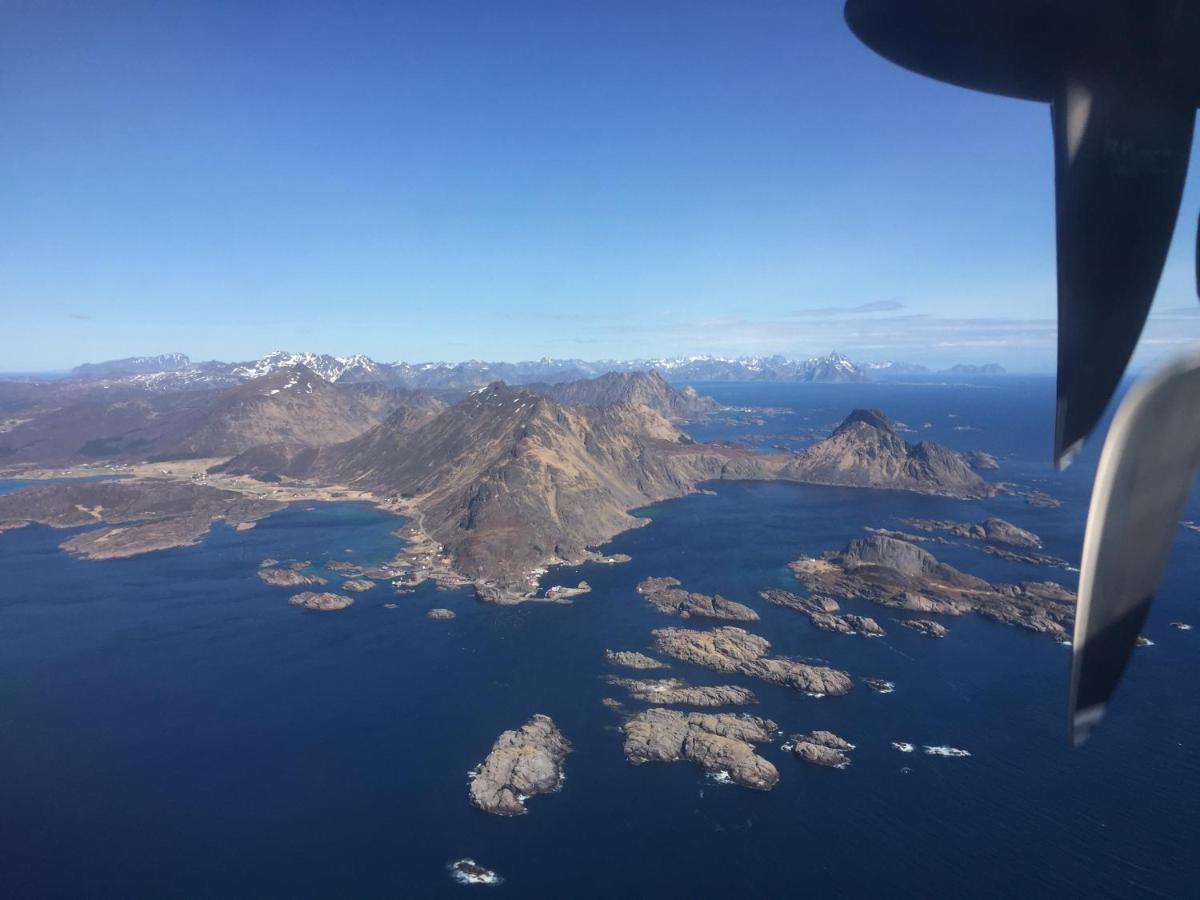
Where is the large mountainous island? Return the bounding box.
[0,360,1002,602]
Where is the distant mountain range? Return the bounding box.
[58,350,1005,393]
[0,367,707,467]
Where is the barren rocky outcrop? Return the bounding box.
[637,577,759,622]
[790,534,1075,639]
[258,563,326,587]
[653,626,854,696]
[759,590,840,615]
[759,589,882,636]
[903,517,1041,549]
[468,715,571,816]
[606,676,756,707]
[622,708,779,790]
[789,730,855,768]
[605,650,668,670]
[903,619,949,638]
[288,591,354,611]
[808,612,885,637]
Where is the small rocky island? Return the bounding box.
[789,534,1075,639]
[468,715,571,816]
[449,859,501,886]
[427,608,456,619]
[902,516,1068,566]
[789,730,855,768]
[903,619,949,638]
[605,650,668,670]
[258,561,326,587]
[759,589,884,636]
[653,626,854,696]
[622,708,779,790]
[903,517,1041,548]
[288,591,354,611]
[606,676,757,707]
[637,576,759,622]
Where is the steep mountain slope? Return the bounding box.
[316,383,718,597]
[527,371,719,420]
[0,390,218,464]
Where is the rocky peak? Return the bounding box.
[529,370,718,421]
[833,408,897,437]
[782,408,994,499]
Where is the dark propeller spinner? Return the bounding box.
[844,0,1200,467]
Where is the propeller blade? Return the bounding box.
[1070,350,1200,745]
[1052,80,1194,467]
[843,0,1059,102]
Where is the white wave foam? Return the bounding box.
[450,859,501,886]
[923,745,970,757]
[891,741,915,753]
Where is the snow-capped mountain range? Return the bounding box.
[61,350,1003,393]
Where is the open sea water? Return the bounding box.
[1,376,1197,897]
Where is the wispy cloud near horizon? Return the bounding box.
[790,299,905,317]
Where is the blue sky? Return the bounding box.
[3,0,1199,372]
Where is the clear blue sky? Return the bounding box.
[3,0,1199,372]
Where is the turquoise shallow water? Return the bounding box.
[1,377,1198,897]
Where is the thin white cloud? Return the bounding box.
[791,299,905,317]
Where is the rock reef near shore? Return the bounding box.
[622,708,779,790]
[653,626,854,696]
[468,715,571,816]
[637,576,759,622]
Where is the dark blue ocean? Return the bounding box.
[2,377,1198,898]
